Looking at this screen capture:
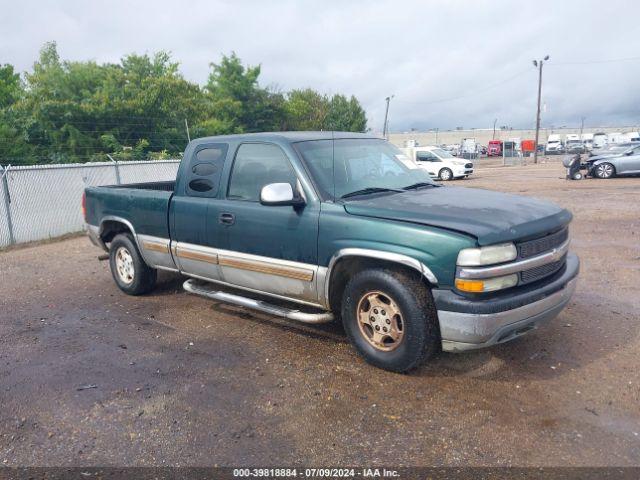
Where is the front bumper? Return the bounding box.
[434,253,579,352]
[453,168,473,177]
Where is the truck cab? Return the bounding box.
[545,134,564,154]
[487,140,502,156]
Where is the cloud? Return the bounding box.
[1,0,638,131]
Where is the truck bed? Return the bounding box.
[102,181,176,192]
[84,182,174,239]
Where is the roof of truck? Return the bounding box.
[190,131,379,145]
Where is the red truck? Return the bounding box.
[487,140,502,156]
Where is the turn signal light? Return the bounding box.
[455,274,519,293]
[455,278,485,292]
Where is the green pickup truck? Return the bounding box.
[84,132,579,372]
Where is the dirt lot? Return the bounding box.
[1,161,639,467]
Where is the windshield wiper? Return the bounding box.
[402,182,439,191]
[340,187,404,199]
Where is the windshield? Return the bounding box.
[430,148,454,159]
[295,138,434,200]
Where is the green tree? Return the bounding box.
[326,94,367,132]
[1,43,368,165]
[0,64,22,109]
[283,88,329,130]
[283,90,367,132]
[0,63,34,163]
[204,52,284,134]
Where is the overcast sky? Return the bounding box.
[1,0,639,132]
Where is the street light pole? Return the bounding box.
[533,55,549,165]
[382,95,394,139]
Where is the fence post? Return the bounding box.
[107,154,122,185]
[1,165,16,245]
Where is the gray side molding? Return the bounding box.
[323,248,439,308]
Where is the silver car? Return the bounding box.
[588,143,640,179]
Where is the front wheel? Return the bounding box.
[109,233,157,295]
[438,168,453,181]
[594,162,615,179]
[341,269,440,372]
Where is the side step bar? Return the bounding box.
[183,279,334,324]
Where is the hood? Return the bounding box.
[589,151,622,161]
[343,186,572,246]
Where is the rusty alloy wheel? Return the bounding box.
[356,290,405,351]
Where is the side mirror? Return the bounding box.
[260,183,305,207]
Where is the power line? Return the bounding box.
[394,68,531,106]
[548,56,640,66]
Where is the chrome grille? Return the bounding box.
[518,228,568,259]
[520,255,566,284]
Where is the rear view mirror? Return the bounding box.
[260,183,305,207]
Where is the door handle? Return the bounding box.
[219,212,235,225]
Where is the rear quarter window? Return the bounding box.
[185,144,229,197]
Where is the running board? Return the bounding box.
[183,279,334,324]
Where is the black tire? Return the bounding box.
[341,268,440,373]
[572,171,583,180]
[594,162,615,179]
[109,233,157,295]
[439,168,453,181]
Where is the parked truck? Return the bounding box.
[487,140,502,156]
[593,132,608,149]
[545,134,564,154]
[84,132,579,372]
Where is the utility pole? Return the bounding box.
[579,116,585,138]
[382,95,394,139]
[492,118,497,140]
[532,55,549,165]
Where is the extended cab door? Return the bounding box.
[214,142,321,305]
[170,143,229,280]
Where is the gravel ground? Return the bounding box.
[0,161,639,467]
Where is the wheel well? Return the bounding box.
[328,256,430,312]
[100,220,133,244]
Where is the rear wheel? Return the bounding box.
[109,233,157,295]
[439,168,453,181]
[594,162,615,179]
[341,268,439,372]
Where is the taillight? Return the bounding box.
[81,191,86,222]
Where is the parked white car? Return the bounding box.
[402,146,474,181]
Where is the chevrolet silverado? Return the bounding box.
[84,132,579,372]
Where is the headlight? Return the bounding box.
[457,243,517,266]
[455,274,518,293]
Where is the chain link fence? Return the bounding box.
[0,160,180,248]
